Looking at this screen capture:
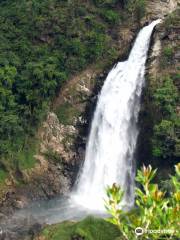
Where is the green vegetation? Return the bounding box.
[132,9,180,174]
[0,0,127,174]
[16,141,38,170]
[0,0,148,181]
[40,216,120,240]
[152,120,175,158]
[44,149,63,164]
[0,0,147,176]
[153,77,178,118]
[100,9,120,24]
[163,47,174,62]
[126,0,146,22]
[0,169,7,184]
[105,163,180,239]
[56,102,80,125]
[151,9,180,166]
[152,76,179,161]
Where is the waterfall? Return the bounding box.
[3,21,162,230]
[72,20,161,211]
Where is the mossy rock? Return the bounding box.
[38,216,120,240]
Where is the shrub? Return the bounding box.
[165,10,180,27]
[162,47,174,65]
[100,9,120,24]
[56,102,80,125]
[163,47,174,59]
[105,163,180,239]
[153,76,178,118]
[152,120,175,159]
[151,76,179,162]
[0,169,7,184]
[44,149,63,164]
[126,0,146,22]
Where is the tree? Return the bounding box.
[152,120,175,159]
[0,66,22,155]
[126,0,146,22]
[153,77,178,118]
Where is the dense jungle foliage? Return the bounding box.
[0,0,126,174]
[0,0,148,179]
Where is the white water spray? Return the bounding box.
[72,20,161,211]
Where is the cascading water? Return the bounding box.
[72,19,161,211]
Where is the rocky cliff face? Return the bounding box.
[0,0,179,216]
[146,0,178,19]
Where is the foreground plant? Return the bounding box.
[105,163,180,239]
[105,184,129,239]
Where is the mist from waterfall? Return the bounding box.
[72,19,161,211]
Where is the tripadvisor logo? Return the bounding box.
[135,227,177,236]
[135,227,144,236]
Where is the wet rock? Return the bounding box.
[0,214,43,240]
[174,51,180,60]
[12,196,29,210]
